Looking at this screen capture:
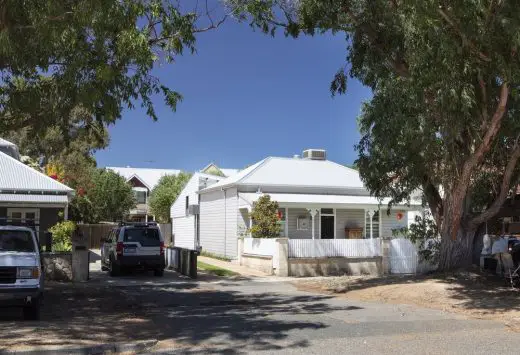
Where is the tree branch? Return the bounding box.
[449,83,509,239]
[343,5,410,78]
[422,176,443,227]
[437,7,491,63]
[470,141,520,227]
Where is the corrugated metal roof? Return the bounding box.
[0,194,69,204]
[199,159,267,193]
[200,157,366,193]
[0,138,20,160]
[107,167,180,190]
[0,152,73,192]
[220,168,240,177]
[0,138,16,147]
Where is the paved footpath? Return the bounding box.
[2,260,520,354]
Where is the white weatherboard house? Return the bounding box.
[170,172,226,250]
[196,149,422,260]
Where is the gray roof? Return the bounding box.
[0,151,73,193]
[199,157,366,193]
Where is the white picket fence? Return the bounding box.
[288,238,381,258]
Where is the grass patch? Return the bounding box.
[197,261,238,277]
[200,250,232,262]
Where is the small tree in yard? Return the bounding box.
[49,221,76,252]
[87,169,136,222]
[249,195,281,238]
[149,172,192,223]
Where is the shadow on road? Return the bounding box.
[295,269,520,319]
[0,274,358,353]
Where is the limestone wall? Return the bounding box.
[240,254,274,275]
[42,252,73,281]
[288,256,383,277]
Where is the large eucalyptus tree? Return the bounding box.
[229,0,520,269]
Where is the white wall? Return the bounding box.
[381,209,408,237]
[237,208,250,237]
[172,215,195,250]
[171,174,200,218]
[287,208,319,239]
[225,188,238,258]
[199,187,238,258]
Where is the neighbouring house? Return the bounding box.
[170,172,226,249]
[108,166,180,222]
[0,139,74,239]
[196,149,423,260]
[200,163,239,178]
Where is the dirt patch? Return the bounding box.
[295,270,520,330]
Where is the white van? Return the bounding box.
[0,225,44,320]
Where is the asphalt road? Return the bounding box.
[1,265,520,354]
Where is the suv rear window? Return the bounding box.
[123,228,161,246]
[0,230,35,252]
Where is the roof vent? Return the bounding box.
[302,149,326,160]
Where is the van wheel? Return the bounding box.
[23,303,40,321]
[154,269,164,277]
[109,257,120,277]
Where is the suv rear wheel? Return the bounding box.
[109,256,120,277]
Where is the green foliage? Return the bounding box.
[202,164,226,177]
[197,261,238,277]
[249,195,281,238]
[49,221,76,252]
[74,169,136,223]
[392,212,440,264]
[149,172,192,223]
[0,0,225,140]
[200,250,232,262]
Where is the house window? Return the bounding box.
[7,208,40,237]
[365,210,380,238]
[321,208,334,215]
[134,190,146,204]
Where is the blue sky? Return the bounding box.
[95,19,372,172]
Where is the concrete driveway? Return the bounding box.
[1,260,520,354]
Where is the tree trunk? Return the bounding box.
[438,225,476,271]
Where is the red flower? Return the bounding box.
[50,174,58,180]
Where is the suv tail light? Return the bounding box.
[160,242,165,255]
[116,242,124,255]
